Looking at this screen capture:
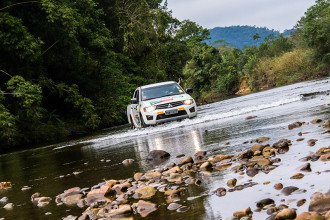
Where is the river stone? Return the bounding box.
[136,200,157,217]
[322,120,330,128]
[164,166,181,176]
[295,212,324,220]
[63,194,83,206]
[200,162,212,171]
[194,151,207,161]
[0,182,12,189]
[144,171,161,180]
[86,186,113,206]
[213,154,232,163]
[215,187,226,197]
[256,137,271,143]
[105,204,132,217]
[227,178,237,188]
[134,172,144,181]
[250,144,265,152]
[308,139,318,146]
[63,215,78,220]
[133,186,156,199]
[167,173,182,183]
[147,150,170,159]
[177,206,190,212]
[3,203,14,210]
[325,210,330,219]
[122,159,134,166]
[256,198,275,208]
[239,150,254,160]
[113,182,131,194]
[37,196,52,207]
[167,203,182,210]
[246,116,257,120]
[275,208,296,220]
[59,187,81,201]
[281,186,299,196]
[178,156,193,165]
[288,122,303,130]
[297,199,306,207]
[309,191,330,215]
[274,183,283,190]
[311,119,322,124]
[297,138,305,142]
[246,167,259,177]
[257,158,272,167]
[233,207,252,219]
[319,153,330,161]
[0,197,8,204]
[290,173,305,179]
[298,163,312,172]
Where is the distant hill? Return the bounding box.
[206,26,295,49]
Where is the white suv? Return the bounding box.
[127,81,197,128]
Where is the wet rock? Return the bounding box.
[176,154,185,158]
[308,139,318,146]
[257,158,272,167]
[136,200,157,217]
[77,199,86,209]
[325,210,330,219]
[246,167,259,177]
[166,173,182,183]
[122,159,134,166]
[177,206,190,212]
[233,207,253,219]
[147,150,170,165]
[86,185,114,206]
[297,138,305,142]
[227,178,237,188]
[319,153,330,161]
[213,154,233,163]
[21,186,31,191]
[295,212,324,220]
[299,163,312,172]
[134,172,144,181]
[194,151,207,161]
[290,173,305,179]
[256,137,271,143]
[58,187,81,201]
[214,159,232,170]
[200,162,212,171]
[298,132,303,136]
[239,150,254,160]
[273,139,290,153]
[281,186,299,196]
[297,199,306,207]
[144,171,161,181]
[63,215,77,220]
[63,194,83,206]
[0,182,12,189]
[250,144,266,152]
[3,203,14,210]
[256,198,275,208]
[0,197,8,204]
[309,191,330,215]
[275,208,296,220]
[105,204,132,217]
[164,166,181,176]
[311,119,322,124]
[37,197,52,207]
[322,120,330,128]
[133,186,156,199]
[167,203,182,211]
[246,116,257,120]
[77,214,89,220]
[31,192,42,202]
[288,122,303,130]
[215,187,226,197]
[113,182,131,194]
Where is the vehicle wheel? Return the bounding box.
[140,114,148,128]
[129,115,135,129]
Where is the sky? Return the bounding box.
[166,0,316,32]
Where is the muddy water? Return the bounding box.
[1,78,329,219]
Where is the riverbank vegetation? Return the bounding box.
[0,0,329,150]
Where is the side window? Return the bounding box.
[136,90,140,103]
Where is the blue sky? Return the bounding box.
[166,0,316,32]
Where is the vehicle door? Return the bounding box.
[130,88,141,127]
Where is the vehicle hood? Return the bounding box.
[141,94,192,107]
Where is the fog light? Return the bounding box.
[189,107,195,113]
[144,105,156,112]
[146,115,153,120]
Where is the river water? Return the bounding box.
[1,78,330,219]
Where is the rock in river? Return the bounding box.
[275,208,296,220]
[133,186,156,199]
[136,200,157,217]
[3,203,14,210]
[147,150,170,165]
[309,191,330,215]
[281,186,299,196]
[295,212,324,220]
[256,198,275,208]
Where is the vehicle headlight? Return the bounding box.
[184,99,194,105]
[144,105,156,112]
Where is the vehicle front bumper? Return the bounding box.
[141,103,197,125]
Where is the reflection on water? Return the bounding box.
[0,78,329,219]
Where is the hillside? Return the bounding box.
[206,25,294,49]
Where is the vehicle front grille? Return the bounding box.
[156,101,184,109]
[156,110,187,120]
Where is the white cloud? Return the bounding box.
[167,0,315,31]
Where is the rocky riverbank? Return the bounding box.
[1,118,330,220]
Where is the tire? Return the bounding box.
[140,113,148,128]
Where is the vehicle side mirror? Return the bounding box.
[131,98,138,104]
[186,88,193,94]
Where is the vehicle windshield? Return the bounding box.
[141,83,184,101]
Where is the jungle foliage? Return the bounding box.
[0,0,328,150]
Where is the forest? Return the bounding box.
[0,0,329,151]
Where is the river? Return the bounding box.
[1,77,329,219]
